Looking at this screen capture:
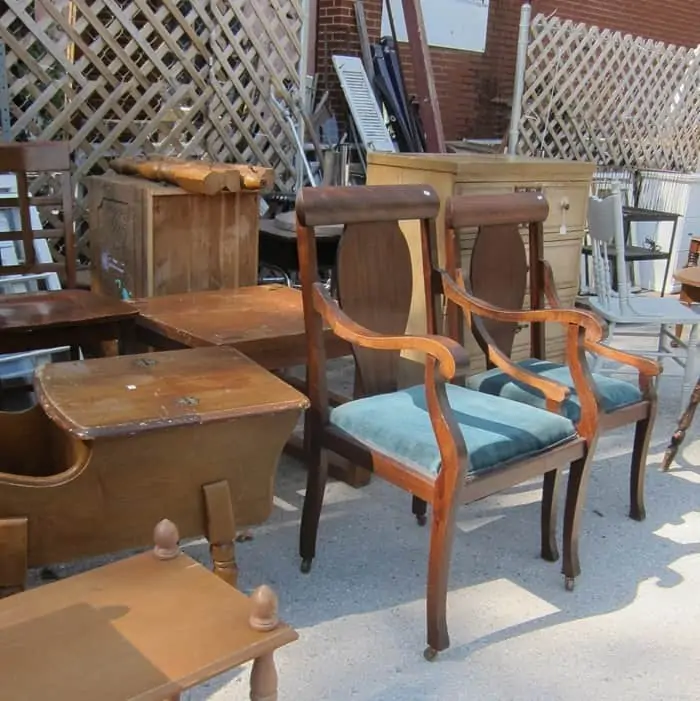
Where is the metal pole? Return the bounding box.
[295,0,312,191]
[508,2,531,155]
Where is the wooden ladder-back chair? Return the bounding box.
[443,191,661,528]
[295,184,597,659]
[0,141,136,360]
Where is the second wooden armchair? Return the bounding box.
[295,184,600,659]
[443,191,661,527]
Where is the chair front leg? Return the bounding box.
[561,445,596,591]
[299,411,328,574]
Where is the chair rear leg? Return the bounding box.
[540,469,561,562]
[424,504,458,660]
[299,415,328,574]
[629,411,655,520]
[412,495,428,526]
[562,451,594,591]
[662,378,700,471]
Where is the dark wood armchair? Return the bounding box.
[0,141,136,360]
[295,184,598,658]
[444,191,661,529]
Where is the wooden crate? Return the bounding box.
[87,174,259,299]
[366,152,596,382]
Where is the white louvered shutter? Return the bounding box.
[332,55,396,153]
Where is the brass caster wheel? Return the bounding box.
[423,646,438,662]
[300,558,313,574]
[564,576,575,592]
[416,514,427,527]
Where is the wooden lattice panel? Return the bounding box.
[518,14,700,173]
[1,0,303,262]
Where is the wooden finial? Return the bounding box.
[153,519,180,560]
[249,585,279,632]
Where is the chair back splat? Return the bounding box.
[296,185,441,398]
[445,191,550,363]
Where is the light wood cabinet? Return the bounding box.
[366,152,596,380]
[87,174,259,300]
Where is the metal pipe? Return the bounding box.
[508,3,532,155]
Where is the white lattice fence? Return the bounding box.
[518,13,700,173]
[1,0,303,261]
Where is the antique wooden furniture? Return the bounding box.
[0,519,297,700]
[0,346,308,593]
[443,192,661,531]
[0,142,137,357]
[366,152,595,380]
[295,184,595,658]
[585,189,698,413]
[673,249,700,342]
[662,376,700,471]
[87,172,260,300]
[128,284,368,488]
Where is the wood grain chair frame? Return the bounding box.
[0,141,76,285]
[295,184,592,659]
[444,191,661,533]
[0,141,136,361]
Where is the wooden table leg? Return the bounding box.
[0,517,28,598]
[203,481,238,587]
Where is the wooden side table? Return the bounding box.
[0,520,297,700]
[673,265,700,341]
[127,284,370,488]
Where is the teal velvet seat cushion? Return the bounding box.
[466,358,643,423]
[329,383,576,476]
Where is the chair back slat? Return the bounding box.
[0,141,75,288]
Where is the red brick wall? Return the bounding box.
[315,0,700,142]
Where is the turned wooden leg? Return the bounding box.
[0,517,28,598]
[662,378,700,471]
[203,481,238,587]
[249,585,281,701]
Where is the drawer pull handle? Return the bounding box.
[560,197,570,235]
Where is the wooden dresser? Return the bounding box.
[87,174,260,300]
[367,153,596,378]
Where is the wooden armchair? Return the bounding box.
[444,191,661,527]
[295,184,597,658]
[0,141,136,359]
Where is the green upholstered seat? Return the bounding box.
[329,383,577,476]
[466,358,643,423]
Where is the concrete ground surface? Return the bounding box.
[34,340,700,701]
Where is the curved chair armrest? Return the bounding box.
[585,341,662,377]
[439,269,606,341]
[312,283,469,381]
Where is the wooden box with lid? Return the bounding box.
[87,173,260,300]
[366,152,596,375]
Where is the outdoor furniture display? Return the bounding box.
[662,376,700,471]
[0,142,137,358]
[444,191,661,526]
[0,519,297,701]
[584,187,700,412]
[0,346,308,594]
[295,183,593,659]
[581,206,681,294]
[127,284,369,488]
[366,152,596,381]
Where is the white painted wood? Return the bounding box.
[332,55,396,153]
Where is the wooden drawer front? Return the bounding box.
[540,184,589,235]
